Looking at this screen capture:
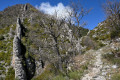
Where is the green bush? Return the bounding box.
[0,77,4,80]
[32,64,55,80]
[0,51,5,61]
[30,8,37,12]
[102,53,120,66]
[81,63,88,70]
[110,30,119,39]
[0,41,7,50]
[24,18,30,26]
[0,50,11,65]
[4,27,10,34]
[52,75,66,80]
[82,36,97,49]
[68,70,83,80]
[111,72,120,80]
[0,35,4,40]
[98,42,106,47]
[5,67,15,80]
[0,29,5,35]
[0,66,6,71]
[93,37,99,41]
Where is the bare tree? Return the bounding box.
[41,16,65,71]
[103,0,120,30]
[65,0,91,39]
[67,0,91,28]
[32,1,91,72]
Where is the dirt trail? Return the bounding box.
[82,49,106,80]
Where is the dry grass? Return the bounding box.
[73,50,95,72]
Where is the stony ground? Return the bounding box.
[82,49,106,80]
[74,42,120,80]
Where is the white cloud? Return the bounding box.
[35,2,72,19]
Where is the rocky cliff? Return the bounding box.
[12,18,27,80]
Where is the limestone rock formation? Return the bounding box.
[64,23,82,54]
[14,56,26,80]
[12,18,27,80]
[24,4,28,11]
[8,25,14,39]
[35,59,44,75]
[21,4,27,22]
[16,18,22,40]
[13,36,21,56]
[75,38,82,54]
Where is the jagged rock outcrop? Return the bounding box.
[63,23,82,54]
[13,36,27,80]
[8,25,14,39]
[16,18,22,40]
[35,59,44,75]
[12,18,27,80]
[21,4,27,22]
[76,38,82,54]
[13,36,21,56]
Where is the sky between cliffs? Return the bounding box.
[0,0,106,30]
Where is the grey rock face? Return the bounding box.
[35,59,44,75]
[13,36,21,56]
[13,18,27,80]
[14,55,27,80]
[24,4,27,11]
[64,23,82,54]
[9,25,14,39]
[16,18,22,40]
[75,38,82,54]
[21,4,27,22]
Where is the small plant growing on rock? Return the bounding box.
[0,35,4,40]
[111,72,120,80]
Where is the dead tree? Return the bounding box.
[66,0,91,38]
[67,0,91,27]
[42,16,65,72]
[103,0,120,31]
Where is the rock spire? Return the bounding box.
[13,18,27,80]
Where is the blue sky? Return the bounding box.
[0,0,106,30]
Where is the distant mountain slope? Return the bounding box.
[0,4,43,28]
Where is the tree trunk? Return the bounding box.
[54,36,63,72]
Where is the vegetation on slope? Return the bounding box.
[0,3,89,79]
